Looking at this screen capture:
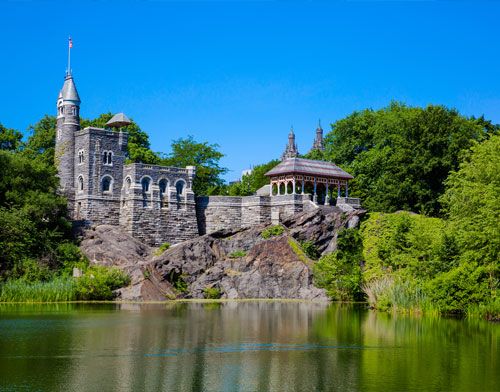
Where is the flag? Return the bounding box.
[69,37,73,48]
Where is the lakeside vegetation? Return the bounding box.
[311,105,499,320]
[0,103,498,319]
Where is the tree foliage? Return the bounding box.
[222,159,280,196]
[81,112,160,164]
[161,136,227,195]
[0,123,23,151]
[323,102,497,215]
[22,115,57,166]
[0,151,71,280]
[441,134,500,270]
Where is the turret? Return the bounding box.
[281,126,299,160]
[55,71,81,192]
[310,120,325,152]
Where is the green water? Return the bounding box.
[0,302,498,392]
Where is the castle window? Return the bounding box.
[78,176,84,192]
[103,151,113,165]
[141,177,150,193]
[176,181,185,197]
[159,179,168,208]
[102,176,112,193]
[78,150,85,164]
[125,177,132,193]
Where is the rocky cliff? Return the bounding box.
[78,207,364,301]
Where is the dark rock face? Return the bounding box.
[78,208,364,301]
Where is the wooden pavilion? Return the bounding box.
[265,157,355,205]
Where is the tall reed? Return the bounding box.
[0,278,78,302]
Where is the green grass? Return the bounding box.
[0,278,78,302]
[228,250,247,259]
[154,242,171,256]
[203,287,221,299]
[467,300,500,321]
[261,225,284,239]
[288,238,311,265]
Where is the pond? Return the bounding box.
[0,302,498,391]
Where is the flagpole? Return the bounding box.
[67,36,71,75]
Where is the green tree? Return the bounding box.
[220,159,280,196]
[441,134,500,289]
[0,123,23,151]
[313,228,364,301]
[81,112,160,164]
[161,136,227,195]
[0,151,71,279]
[323,103,497,215]
[22,115,57,166]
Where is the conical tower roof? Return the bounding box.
[61,74,80,104]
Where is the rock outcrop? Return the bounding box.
[77,207,364,301]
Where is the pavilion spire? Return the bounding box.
[310,119,325,153]
[281,126,299,160]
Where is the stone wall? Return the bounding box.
[119,163,198,246]
[73,127,127,225]
[196,194,312,235]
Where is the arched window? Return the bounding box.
[102,176,112,193]
[176,181,184,197]
[78,176,84,192]
[107,151,113,165]
[141,177,150,193]
[125,177,131,192]
[103,152,108,164]
[159,179,168,208]
[78,150,85,164]
[159,179,168,196]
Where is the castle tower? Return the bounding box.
[281,126,299,160]
[55,71,81,193]
[310,120,325,152]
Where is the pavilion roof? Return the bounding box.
[265,157,353,180]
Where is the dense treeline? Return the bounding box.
[311,105,499,319]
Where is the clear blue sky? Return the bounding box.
[1,0,499,181]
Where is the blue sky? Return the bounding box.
[1,0,499,181]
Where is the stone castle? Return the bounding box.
[55,70,360,246]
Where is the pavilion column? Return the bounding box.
[292,178,296,194]
[325,183,330,205]
[285,182,288,195]
[277,182,280,196]
[337,183,341,198]
[346,182,349,198]
[270,181,273,196]
[301,180,305,194]
[313,178,317,203]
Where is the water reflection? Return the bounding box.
[0,302,498,391]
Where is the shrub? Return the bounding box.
[300,241,320,260]
[13,258,53,283]
[154,242,171,256]
[313,228,364,301]
[425,263,491,314]
[75,266,130,301]
[203,286,221,299]
[261,225,284,239]
[166,270,188,293]
[56,242,89,275]
[228,250,246,259]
